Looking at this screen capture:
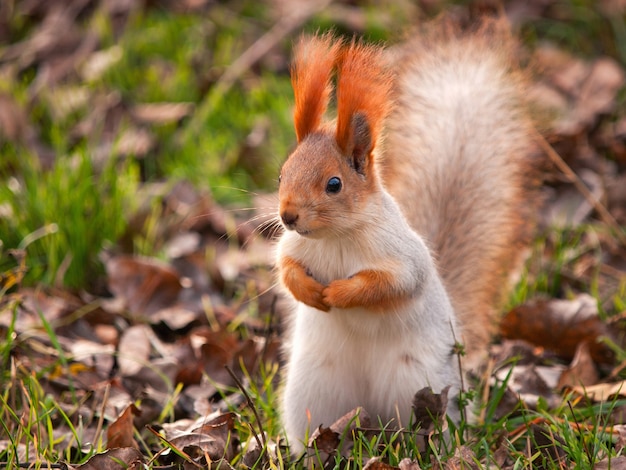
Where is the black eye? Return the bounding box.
[326,177,342,194]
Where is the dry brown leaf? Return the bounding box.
[126,358,179,396]
[81,45,123,82]
[308,426,341,455]
[399,459,422,470]
[612,424,626,453]
[557,342,600,390]
[164,232,202,259]
[75,447,144,469]
[130,102,194,125]
[571,380,626,401]
[412,386,449,433]
[117,324,151,377]
[243,432,279,468]
[364,457,399,470]
[308,407,371,459]
[191,412,238,461]
[526,424,568,468]
[495,363,563,409]
[542,168,604,227]
[106,404,141,449]
[500,294,616,364]
[442,446,479,470]
[115,127,155,158]
[164,413,236,464]
[532,45,625,136]
[576,59,625,126]
[105,255,182,316]
[594,455,626,470]
[151,305,199,332]
[68,338,116,381]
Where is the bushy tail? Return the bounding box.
[381,16,542,364]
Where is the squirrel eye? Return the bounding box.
[326,176,342,194]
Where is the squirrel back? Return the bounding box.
[381,17,540,364]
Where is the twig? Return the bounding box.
[92,382,110,450]
[535,131,626,247]
[225,364,267,451]
[182,0,334,142]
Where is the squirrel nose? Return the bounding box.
[281,211,299,227]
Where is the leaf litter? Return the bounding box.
[0,0,626,468]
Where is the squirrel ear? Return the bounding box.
[334,39,392,169]
[291,34,340,143]
[348,112,373,175]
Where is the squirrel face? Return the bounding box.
[278,127,378,239]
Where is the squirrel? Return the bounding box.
[276,15,540,452]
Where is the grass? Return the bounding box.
[0,0,625,468]
[1,272,626,469]
[0,4,295,288]
[0,148,137,288]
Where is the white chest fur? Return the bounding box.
[278,205,462,451]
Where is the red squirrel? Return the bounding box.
[276,16,540,452]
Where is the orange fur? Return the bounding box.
[335,39,394,154]
[279,18,542,451]
[291,34,340,143]
[281,256,329,312]
[323,269,412,311]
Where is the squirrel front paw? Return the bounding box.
[292,274,329,312]
[323,270,399,310]
[300,282,330,312]
[323,279,357,309]
[281,257,330,312]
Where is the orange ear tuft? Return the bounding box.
[291,33,341,143]
[335,40,394,155]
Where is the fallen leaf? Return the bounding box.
[243,432,278,468]
[577,59,625,128]
[594,455,626,470]
[161,413,238,464]
[412,386,449,433]
[192,411,236,441]
[81,45,123,82]
[117,324,151,377]
[542,169,604,228]
[105,255,182,316]
[125,357,179,396]
[399,458,422,470]
[526,424,568,468]
[532,45,625,136]
[558,342,600,389]
[442,446,479,470]
[500,294,616,364]
[106,404,141,449]
[130,102,194,125]
[613,424,626,453]
[115,127,155,158]
[308,407,371,460]
[571,380,626,401]
[75,447,144,469]
[151,305,199,332]
[364,457,399,470]
[494,364,563,409]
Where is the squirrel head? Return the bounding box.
[278,34,394,238]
